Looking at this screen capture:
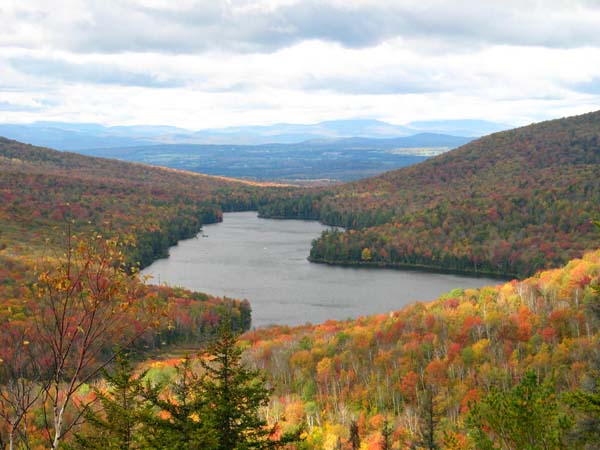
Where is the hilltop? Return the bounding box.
[260,110,600,277]
[1,124,599,448]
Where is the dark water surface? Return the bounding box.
[142,212,501,328]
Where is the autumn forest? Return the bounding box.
[1,110,600,449]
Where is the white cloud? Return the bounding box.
[0,1,599,128]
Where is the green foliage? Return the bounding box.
[467,371,571,450]
[565,223,600,449]
[0,136,294,269]
[69,351,150,450]
[565,381,600,449]
[70,326,300,450]
[241,249,600,447]
[198,324,277,450]
[381,417,393,450]
[140,357,217,449]
[349,420,360,450]
[416,387,439,450]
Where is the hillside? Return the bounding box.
[0,137,292,266]
[0,137,294,362]
[239,247,600,448]
[2,131,599,448]
[260,110,600,277]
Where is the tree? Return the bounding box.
[31,230,148,449]
[69,351,150,450]
[349,420,360,450]
[0,325,43,450]
[467,371,570,450]
[198,323,279,450]
[417,387,438,450]
[140,356,216,450]
[381,416,392,450]
[565,385,600,449]
[137,323,299,450]
[361,248,372,262]
[565,222,600,449]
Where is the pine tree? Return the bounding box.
[140,356,216,450]
[71,324,300,450]
[418,387,438,450]
[565,386,600,449]
[69,351,148,450]
[566,227,600,449]
[381,416,393,450]
[467,371,570,450]
[198,323,277,450]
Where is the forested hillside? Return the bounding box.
[0,138,289,448]
[0,137,293,266]
[2,116,600,448]
[0,136,294,341]
[239,247,600,448]
[260,110,600,277]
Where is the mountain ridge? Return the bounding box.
[0,118,509,150]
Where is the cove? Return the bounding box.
[142,212,501,328]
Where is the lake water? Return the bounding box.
[142,212,501,328]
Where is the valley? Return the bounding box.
[141,212,499,327]
[4,2,600,448]
[0,109,599,449]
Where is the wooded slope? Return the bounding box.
[241,247,600,448]
[0,137,289,356]
[260,111,600,277]
[0,137,291,266]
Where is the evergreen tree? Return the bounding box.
[467,371,570,450]
[198,323,277,450]
[140,356,216,450]
[417,387,438,450]
[69,351,148,450]
[381,417,392,450]
[566,225,600,449]
[71,324,300,450]
[565,385,600,450]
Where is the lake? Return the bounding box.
[142,212,501,328]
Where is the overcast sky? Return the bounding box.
[1,0,600,129]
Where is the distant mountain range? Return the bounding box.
[75,133,473,182]
[0,118,511,150]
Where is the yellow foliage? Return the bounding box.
[361,247,373,262]
[471,338,490,361]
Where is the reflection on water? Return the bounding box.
[142,212,501,328]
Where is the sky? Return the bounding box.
[1,0,600,129]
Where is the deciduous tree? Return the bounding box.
[32,230,147,449]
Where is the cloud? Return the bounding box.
[0,93,57,113]
[2,1,600,55]
[301,71,446,95]
[0,101,42,112]
[0,1,600,129]
[8,56,182,88]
